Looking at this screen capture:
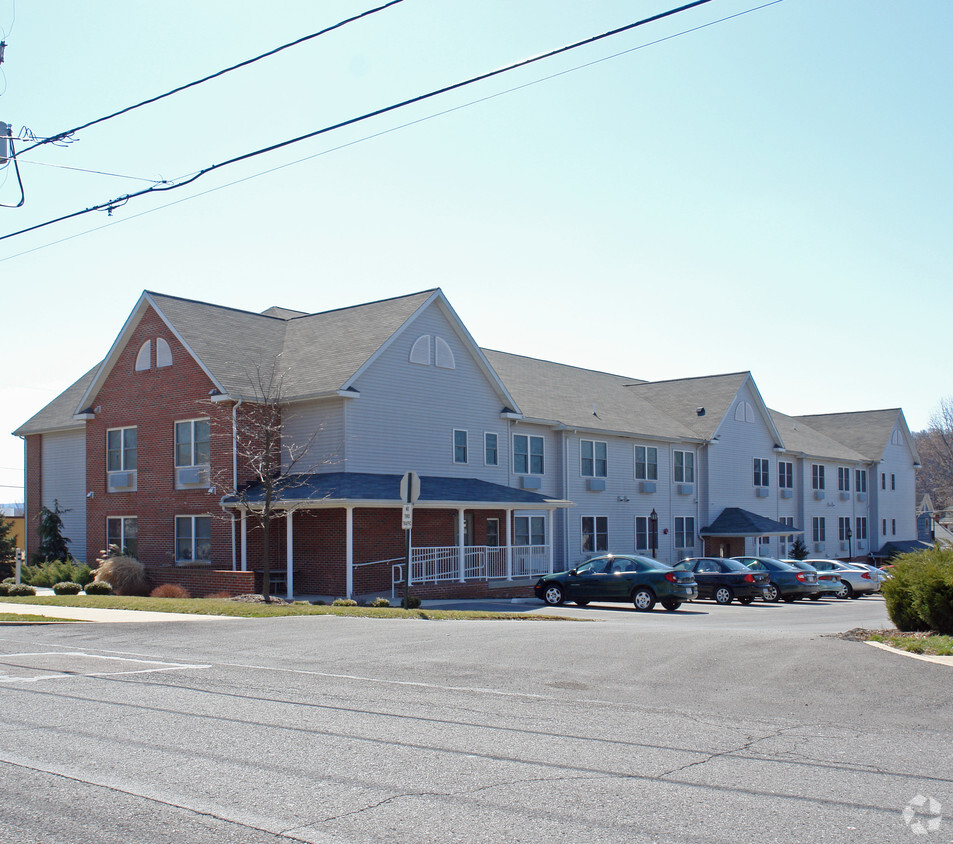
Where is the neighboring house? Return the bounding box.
[1,505,26,557]
[13,289,921,598]
[917,494,953,548]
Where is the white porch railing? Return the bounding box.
[391,544,550,595]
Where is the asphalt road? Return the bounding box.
[0,596,949,843]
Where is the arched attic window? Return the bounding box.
[156,337,173,368]
[135,340,151,372]
[734,401,756,423]
[410,335,431,366]
[435,336,455,369]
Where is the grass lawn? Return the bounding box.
[866,630,953,656]
[0,611,90,623]
[0,595,573,621]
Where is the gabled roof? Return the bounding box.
[482,350,698,440]
[769,410,867,462]
[794,409,916,463]
[701,507,804,537]
[13,365,99,436]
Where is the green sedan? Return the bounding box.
[534,554,698,611]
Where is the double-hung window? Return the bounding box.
[175,419,210,467]
[175,515,211,562]
[778,461,793,489]
[855,517,867,541]
[634,446,658,481]
[674,450,694,484]
[753,458,769,488]
[484,433,498,466]
[779,517,795,555]
[812,464,825,490]
[582,516,608,553]
[838,516,851,541]
[453,429,468,464]
[106,426,138,491]
[812,516,826,543]
[514,515,545,547]
[514,434,544,475]
[674,516,695,549]
[106,516,138,558]
[838,467,850,492]
[581,440,607,478]
[855,469,867,493]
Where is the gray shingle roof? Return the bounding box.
[793,409,904,462]
[701,507,805,537]
[769,410,868,462]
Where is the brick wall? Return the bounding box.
[144,566,255,597]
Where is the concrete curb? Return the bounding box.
[0,601,239,623]
[865,640,953,667]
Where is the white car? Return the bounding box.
[804,559,879,599]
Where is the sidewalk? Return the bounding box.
[0,600,239,623]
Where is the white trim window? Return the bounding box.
[753,458,769,488]
[673,450,694,484]
[582,516,608,553]
[779,517,795,555]
[778,461,793,489]
[674,516,695,549]
[838,516,851,541]
[581,440,608,478]
[812,464,825,490]
[107,426,138,472]
[453,429,468,464]
[106,516,138,558]
[175,515,211,563]
[514,515,545,547]
[812,516,826,543]
[758,535,771,554]
[855,517,867,541]
[838,467,850,492]
[634,446,658,481]
[855,469,867,493]
[174,419,210,467]
[514,434,544,475]
[484,432,498,467]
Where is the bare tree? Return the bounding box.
[210,356,324,602]
[915,397,953,515]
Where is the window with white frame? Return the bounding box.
[106,516,138,558]
[635,516,648,551]
[881,473,886,490]
[778,461,793,489]
[635,446,658,481]
[582,516,608,553]
[484,433,498,467]
[891,474,896,490]
[812,464,825,490]
[758,535,771,554]
[812,516,826,543]
[175,515,211,562]
[855,517,867,541]
[892,518,896,535]
[856,469,867,493]
[674,450,694,484]
[174,419,210,467]
[838,516,851,541]
[882,518,887,535]
[514,434,544,475]
[107,427,138,473]
[838,467,850,492]
[674,516,695,549]
[753,458,769,488]
[514,515,545,547]
[453,429,468,464]
[580,440,608,478]
[486,518,500,547]
[779,517,795,555]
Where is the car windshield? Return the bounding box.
[673,560,693,571]
[718,558,750,572]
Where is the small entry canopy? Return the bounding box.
[701,507,804,538]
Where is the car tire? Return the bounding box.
[660,599,681,611]
[631,587,656,612]
[738,596,755,606]
[763,583,780,602]
[809,594,821,601]
[574,599,589,607]
[782,594,797,603]
[542,584,565,606]
[836,580,853,600]
[713,586,733,605]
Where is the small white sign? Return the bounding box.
[402,504,413,530]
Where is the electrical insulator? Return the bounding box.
[0,121,9,163]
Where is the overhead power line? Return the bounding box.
[1,0,713,244]
[15,0,406,157]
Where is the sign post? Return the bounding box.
[399,472,420,606]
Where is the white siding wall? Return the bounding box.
[41,429,87,561]
[873,424,917,546]
[281,398,347,473]
[344,305,510,480]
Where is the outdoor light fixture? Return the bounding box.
[649,508,659,559]
[846,525,853,560]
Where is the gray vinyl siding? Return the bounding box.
[41,429,87,561]
[281,398,347,474]
[344,305,510,479]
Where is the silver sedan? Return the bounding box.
[804,559,879,599]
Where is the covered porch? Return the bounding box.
[223,472,571,600]
[700,507,804,558]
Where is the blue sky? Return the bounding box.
[1,0,950,503]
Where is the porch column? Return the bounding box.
[457,507,466,582]
[285,510,293,600]
[346,506,354,599]
[240,511,248,571]
[506,509,513,581]
[547,508,554,574]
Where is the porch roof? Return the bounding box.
[224,472,571,510]
[701,507,804,537]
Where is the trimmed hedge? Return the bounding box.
[6,583,37,597]
[883,548,953,635]
[84,580,114,595]
[53,581,83,595]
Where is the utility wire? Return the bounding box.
[14,156,168,184]
[1,0,712,244]
[15,0,406,157]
